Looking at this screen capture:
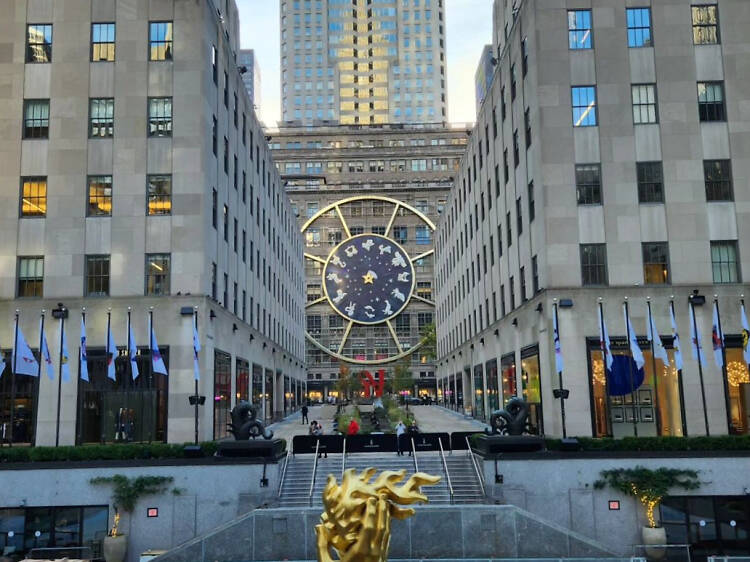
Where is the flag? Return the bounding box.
[0,355,6,377]
[60,321,71,383]
[689,303,706,367]
[12,321,40,376]
[624,304,645,369]
[107,325,117,381]
[553,307,563,374]
[80,317,89,381]
[742,303,750,365]
[150,319,167,375]
[193,318,201,381]
[712,301,724,369]
[40,317,54,381]
[128,321,139,380]
[646,305,669,365]
[669,304,683,371]
[599,305,613,370]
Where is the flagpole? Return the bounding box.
[37,311,45,380]
[689,295,710,436]
[55,309,66,446]
[623,298,639,438]
[9,310,20,447]
[646,299,662,435]
[127,307,132,379]
[106,308,112,381]
[597,299,612,437]
[148,307,154,443]
[78,307,86,445]
[713,296,731,435]
[193,307,199,445]
[553,300,567,438]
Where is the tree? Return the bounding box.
[334,365,363,401]
[392,360,415,395]
[420,322,437,361]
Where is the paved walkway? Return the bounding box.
[409,405,488,433]
[267,404,337,449]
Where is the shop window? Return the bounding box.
[236,358,249,403]
[473,364,484,421]
[485,359,499,413]
[252,364,263,410]
[0,351,39,445]
[521,346,544,435]
[725,340,750,435]
[500,353,516,408]
[265,369,274,422]
[213,350,231,440]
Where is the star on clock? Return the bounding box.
[362,272,375,284]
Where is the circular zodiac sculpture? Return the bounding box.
[302,196,436,365]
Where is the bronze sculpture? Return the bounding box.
[228,401,274,440]
[484,397,530,436]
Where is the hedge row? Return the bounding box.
[546,435,750,452]
[0,442,220,464]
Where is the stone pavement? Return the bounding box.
[409,405,489,433]
[267,404,337,449]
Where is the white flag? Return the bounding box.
[150,318,168,375]
[553,307,563,374]
[128,321,139,380]
[193,318,201,381]
[40,317,54,381]
[646,305,669,365]
[689,303,706,367]
[13,320,39,376]
[60,320,71,383]
[624,304,645,369]
[80,317,89,382]
[107,325,117,381]
[711,301,724,369]
[599,305,613,370]
[669,304,684,371]
[741,303,750,365]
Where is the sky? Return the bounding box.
[236,0,493,126]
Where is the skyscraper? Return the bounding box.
[280,0,447,125]
[239,49,262,115]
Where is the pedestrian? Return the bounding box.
[309,420,317,435]
[301,404,309,424]
[407,420,419,456]
[347,418,360,436]
[313,422,327,458]
[395,420,406,456]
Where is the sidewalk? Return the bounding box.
[267,404,337,449]
[409,405,488,433]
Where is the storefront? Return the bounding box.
[213,350,231,440]
[473,363,484,421]
[0,351,39,445]
[485,358,499,413]
[236,358,249,403]
[520,345,543,435]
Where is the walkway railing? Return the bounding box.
[465,435,486,497]
[308,440,320,507]
[410,437,419,472]
[340,437,346,479]
[438,436,453,504]
[277,450,291,498]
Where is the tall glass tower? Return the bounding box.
[280,0,447,125]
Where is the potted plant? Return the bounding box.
[90,475,175,562]
[594,466,700,559]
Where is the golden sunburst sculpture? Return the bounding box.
[316,468,441,562]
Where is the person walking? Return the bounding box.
[313,422,327,458]
[395,420,406,456]
[347,418,360,436]
[301,404,309,424]
[407,420,419,456]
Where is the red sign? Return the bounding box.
[147,507,159,518]
[608,500,620,511]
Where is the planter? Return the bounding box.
[103,534,128,562]
[641,526,667,560]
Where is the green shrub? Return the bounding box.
[0,442,218,464]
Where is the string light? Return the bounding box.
[727,361,750,387]
[593,359,605,385]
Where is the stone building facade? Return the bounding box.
[436,0,750,439]
[0,0,305,446]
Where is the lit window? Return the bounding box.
[149,21,173,61]
[571,86,597,127]
[147,174,172,215]
[26,24,52,62]
[20,177,47,217]
[91,23,115,61]
[568,10,592,49]
[642,242,670,285]
[87,175,113,216]
[145,253,171,296]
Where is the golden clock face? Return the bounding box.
[301,195,436,365]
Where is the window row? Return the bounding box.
[568,5,719,50]
[281,157,460,174]
[17,254,171,298]
[18,176,172,217]
[274,136,466,150]
[26,21,173,63]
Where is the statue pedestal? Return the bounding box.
[473,434,545,456]
[216,439,285,459]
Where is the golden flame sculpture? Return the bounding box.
[316,468,441,562]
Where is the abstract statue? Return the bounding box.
[316,468,440,562]
[228,401,274,440]
[484,397,530,436]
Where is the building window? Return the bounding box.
[711,241,740,284]
[568,10,592,49]
[223,205,229,242]
[692,5,720,45]
[626,8,652,47]
[393,226,407,244]
[147,174,171,215]
[91,23,115,61]
[212,188,217,228]
[212,45,218,84]
[572,86,597,127]
[697,82,726,122]
[575,164,602,205]
[89,98,114,138]
[642,242,670,285]
[213,350,231,440]
[26,24,52,62]
[307,284,321,303]
[632,84,657,124]
[20,176,47,217]
[580,244,608,286]
[704,159,733,201]
[145,253,170,296]
[17,257,43,297]
[149,21,173,60]
[416,225,432,245]
[637,162,664,203]
[85,255,110,296]
[211,262,217,300]
[528,181,535,222]
[532,255,539,293]
[87,175,112,216]
[212,116,217,155]
[148,97,172,137]
[23,99,49,139]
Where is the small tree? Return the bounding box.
[392,360,415,395]
[420,322,437,361]
[90,475,175,535]
[594,467,700,528]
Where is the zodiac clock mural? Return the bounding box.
[301,195,436,364]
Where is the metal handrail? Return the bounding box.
[465,436,486,497]
[278,450,291,497]
[438,437,453,504]
[341,437,347,479]
[410,437,419,472]
[308,440,320,507]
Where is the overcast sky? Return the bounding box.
[236,0,493,126]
